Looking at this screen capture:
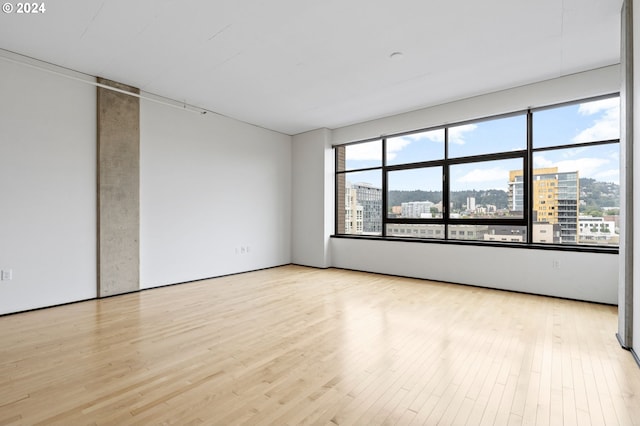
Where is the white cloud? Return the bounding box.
[559,158,609,176]
[533,155,611,178]
[458,167,506,184]
[573,98,620,143]
[385,137,411,161]
[449,124,477,145]
[422,129,446,143]
[389,129,445,144]
[533,155,553,168]
[562,147,586,157]
[594,169,620,183]
[345,140,381,161]
[385,129,445,160]
[578,97,619,115]
[406,124,475,145]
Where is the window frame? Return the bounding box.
[334,94,620,254]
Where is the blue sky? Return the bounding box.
[344,97,620,191]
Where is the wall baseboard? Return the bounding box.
[632,347,640,369]
[616,332,640,369]
[616,332,630,349]
[1,264,294,318]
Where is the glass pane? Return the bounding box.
[450,158,524,218]
[336,140,382,171]
[386,129,444,165]
[533,96,620,148]
[449,225,527,242]
[338,170,382,235]
[448,114,526,158]
[386,224,444,239]
[387,167,443,219]
[532,143,619,245]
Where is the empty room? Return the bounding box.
[1,0,640,424]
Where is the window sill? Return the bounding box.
[330,234,619,254]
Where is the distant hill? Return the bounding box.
[580,178,619,214]
[388,190,442,208]
[388,189,508,211]
[387,178,620,214]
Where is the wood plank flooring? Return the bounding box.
[0,265,639,425]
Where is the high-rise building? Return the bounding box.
[344,183,364,234]
[508,167,579,243]
[401,201,434,218]
[344,182,382,234]
[466,197,476,211]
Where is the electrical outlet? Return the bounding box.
[552,260,560,269]
[1,269,12,281]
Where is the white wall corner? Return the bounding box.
[292,128,333,268]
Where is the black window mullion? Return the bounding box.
[447,150,527,165]
[531,138,620,153]
[334,147,339,235]
[526,110,533,244]
[443,127,449,239]
[386,158,446,171]
[382,138,388,237]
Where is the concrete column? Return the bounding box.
[97,78,140,297]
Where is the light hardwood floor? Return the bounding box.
[0,265,639,425]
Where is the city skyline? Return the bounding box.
[342,166,618,245]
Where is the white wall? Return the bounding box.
[140,100,292,288]
[325,66,621,304]
[292,128,333,268]
[332,239,618,304]
[0,58,97,315]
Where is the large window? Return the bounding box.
[335,95,620,248]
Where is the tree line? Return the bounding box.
[388,179,620,214]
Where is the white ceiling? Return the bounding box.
[0,0,623,135]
